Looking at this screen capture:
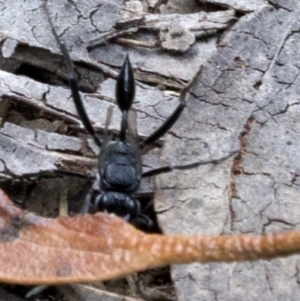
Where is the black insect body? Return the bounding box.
[30,6,237,231]
[95,139,146,227]
[95,58,143,223]
[67,55,153,228]
[95,97,147,226]
[44,4,191,229]
[59,50,185,229]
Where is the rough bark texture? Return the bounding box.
[197,0,267,12]
[156,1,300,301]
[0,0,299,301]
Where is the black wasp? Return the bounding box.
[47,29,184,229]
[45,9,235,230]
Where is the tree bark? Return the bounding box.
[0,0,299,301]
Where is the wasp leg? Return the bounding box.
[142,150,238,178]
[140,81,190,149]
[45,5,102,147]
[3,169,93,182]
[131,213,154,232]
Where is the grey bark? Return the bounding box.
[0,0,299,301]
[197,0,267,12]
[156,1,300,301]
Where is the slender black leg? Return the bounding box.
[131,213,154,232]
[142,150,238,178]
[140,82,190,149]
[44,4,102,147]
[2,169,95,182]
[140,102,185,148]
[140,62,210,149]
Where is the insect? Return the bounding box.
[47,22,186,229]
[43,7,237,230]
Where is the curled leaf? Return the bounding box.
[0,189,299,285]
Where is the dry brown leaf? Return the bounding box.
[0,189,299,285]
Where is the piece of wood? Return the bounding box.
[156,1,300,300]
